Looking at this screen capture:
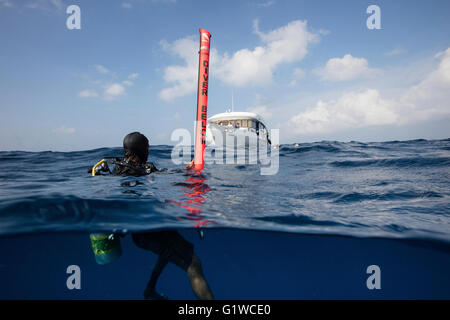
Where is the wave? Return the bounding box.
[330,157,450,168]
[280,143,343,155]
[332,190,443,204]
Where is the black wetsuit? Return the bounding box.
[110,158,194,271]
[112,158,159,176]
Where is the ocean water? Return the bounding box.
[0,139,449,299]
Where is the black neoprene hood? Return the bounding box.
[123,132,149,162]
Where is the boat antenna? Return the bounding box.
[231,89,234,112]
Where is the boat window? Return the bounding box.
[212,119,258,129]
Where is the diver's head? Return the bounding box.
[123,132,149,163]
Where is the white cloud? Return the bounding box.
[257,0,275,8]
[289,68,305,86]
[104,83,126,100]
[95,65,111,74]
[158,37,199,101]
[49,0,62,9]
[401,47,450,123]
[78,66,138,100]
[289,89,398,134]
[315,54,379,81]
[288,48,450,135]
[293,68,305,79]
[25,0,63,10]
[434,51,446,59]
[385,47,405,56]
[159,19,319,100]
[128,73,139,79]
[78,89,99,98]
[52,125,75,134]
[246,94,276,120]
[318,29,331,36]
[0,0,13,8]
[217,19,318,87]
[122,2,132,8]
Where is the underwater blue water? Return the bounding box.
[0,139,449,299]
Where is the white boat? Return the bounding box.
[205,110,271,148]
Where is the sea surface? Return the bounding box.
[0,139,449,299]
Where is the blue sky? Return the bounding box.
[0,0,449,151]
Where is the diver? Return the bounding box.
[89,132,214,300]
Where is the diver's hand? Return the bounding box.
[184,160,194,169]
